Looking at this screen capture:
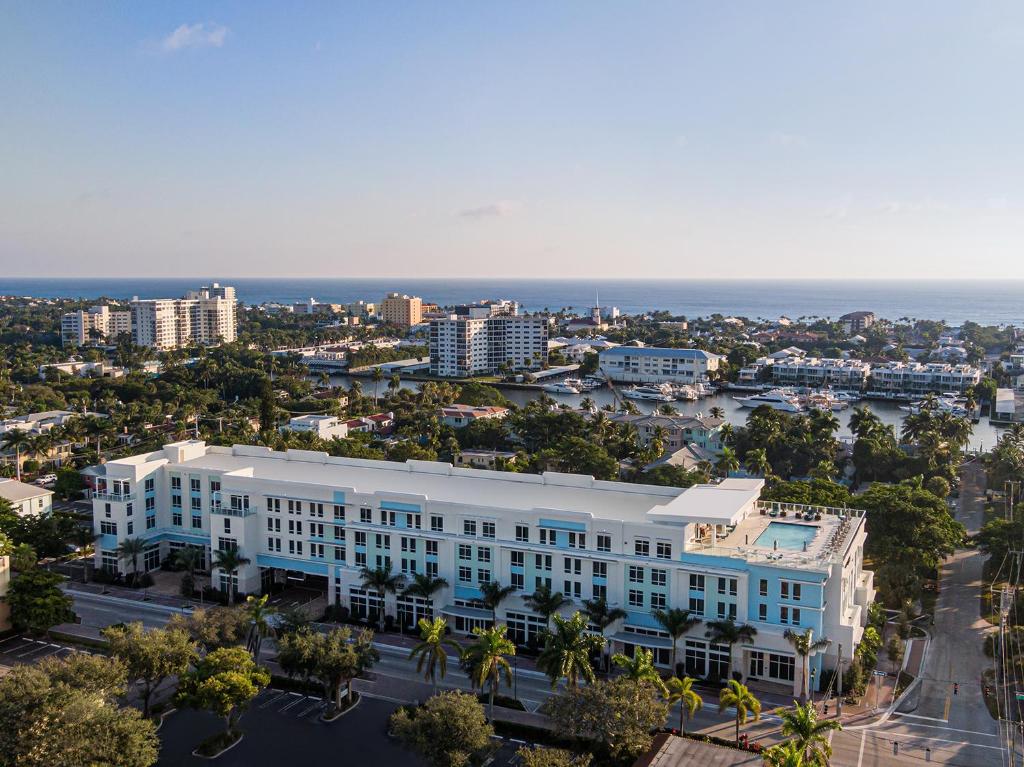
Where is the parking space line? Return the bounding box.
[298,701,324,717]
[17,641,53,657]
[279,694,307,713]
[0,634,24,646]
[259,691,288,709]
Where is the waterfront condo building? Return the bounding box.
[598,346,722,384]
[131,284,237,349]
[91,441,873,697]
[768,357,871,391]
[60,304,132,347]
[868,361,982,396]
[429,314,549,377]
[380,293,423,328]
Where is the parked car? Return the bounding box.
[35,474,57,486]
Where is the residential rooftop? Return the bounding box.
[0,479,53,503]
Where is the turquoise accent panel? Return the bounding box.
[539,518,586,532]
[333,491,346,503]
[455,585,483,600]
[256,554,329,576]
[381,501,421,512]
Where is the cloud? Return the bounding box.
[160,22,229,53]
[458,201,522,219]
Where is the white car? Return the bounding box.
[35,474,57,486]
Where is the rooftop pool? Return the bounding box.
[753,521,818,551]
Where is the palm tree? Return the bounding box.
[212,545,251,606]
[716,446,740,477]
[664,675,703,734]
[652,608,702,674]
[612,647,667,695]
[1,428,30,481]
[777,701,842,764]
[372,367,384,406]
[524,584,571,630]
[465,624,516,721]
[744,448,771,478]
[582,596,627,670]
[244,594,277,659]
[175,545,203,594]
[761,740,807,767]
[705,619,757,680]
[784,628,831,702]
[537,611,604,689]
[359,563,405,631]
[401,573,448,626]
[849,406,883,440]
[115,537,146,583]
[719,679,761,745]
[709,406,726,419]
[409,616,461,693]
[71,527,99,583]
[478,580,517,626]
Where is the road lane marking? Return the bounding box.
[873,720,998,738]
[943,693,951,720]
[864,730,1004,751]
[857,730,865,767]
[893,712,949,724]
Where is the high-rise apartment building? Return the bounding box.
[429,314,548,377]
[131,283,237,350]
[60,305,132,347]
[380,293,423,327]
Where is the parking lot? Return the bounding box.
[0,633,99,666]
[254,687,330,720]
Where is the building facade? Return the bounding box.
[839,311,875,334]
[768,357,871,391]
[0,479,54,516]
[131,284,237,349]
[380,293,423,327]
[91,442,873,696]
[607,413,724,454]
[868,362,982,395]
[429,315,549,377]
[598,347,721,384]
[60,305,132,347]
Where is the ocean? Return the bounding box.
[2,278,1022,326]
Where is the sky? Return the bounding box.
[2,2,1024,279]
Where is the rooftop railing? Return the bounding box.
[93,491,135,502]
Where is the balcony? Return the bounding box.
[93,491,136,502]
[211,504,255,518]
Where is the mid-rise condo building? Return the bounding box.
[429,315,549,377]
[768,357,871,391]
[131,284,237,349]
[91,441,873,696]
[380,293,423,327]
[598,346,721,384]
[60,305,132,347]
[868,361,982,396]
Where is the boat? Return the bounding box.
[622,384,676,402]
[832,391,861,403]
[898,396,968,417]
[733,389,805,412]
[541,381,581,394]
[802,390,848,412]
[671,384,699,401]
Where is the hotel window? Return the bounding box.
[268,537,281,552]
[689,574,705,592]
[267,498,280,513]
[515,525,529,543]
[628,590,644,607]
[401,537,416,553]
[191,497,201,511]
[146,516,156,530]
[759,579,768,597]
[355,551,367,567]
[758,603,767,621]
[426,561,438,578]
[564,580,582,599]
[464,520,477,537]
[190,478,201,492]
[354,532,366,546]
[511,551,524,567]
[209,479,220,494]
[656,541,672,560]
[478,569,491,584]
[360,507,372,524]
[376,534,390,550]
[718,577,737,596]
[511,572,524,589]
[172,510,182,526]
[267,518,281,532]
[126,520,133,535]
[100,521,117,536]
[145,478,155,493]
[592,561,607,579]
[539,528,555,546]
[145,497,155,512]
[634,539,650,557]
[597,534,611,552]
[191,515,202,529]
[334,546,346,562]
[288,500,302,514]
[311,523,325,538]
[779,606,801,625]
[217,537,235,552]
[126,502,133,517]
[171,494,182,509]
[333,527,345,541]
[425,540,438,556]
[459,544,472,561]
[650,592,667,610]
[651,569,667,587]
[482,522,495,539]
[431,515,444,532]
[592,583,607,600]
[333,504,345,520]
[564,557,581,576]
[769,654,796,682]
[688,597,705,615]
[717,602,737,620]
[223,518,232,534]
[288,520,302,535]
[170,476,181,491]
[477,547,491,563]
[628,566,644,583]
[458,566,472,583]
[310,503,324,518]
[780,581,802,601]
[104,503,111,518]
[535,554,552,571]
[568,532,585,549]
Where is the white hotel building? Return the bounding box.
[130,284,238,350]
[598,347,721,384]
[92,441,873,696]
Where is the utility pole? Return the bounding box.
[836,643,843,718]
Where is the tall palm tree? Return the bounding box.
[372,367,384,406]
[401,572,448,625]
[582,596,627,670]
[71,527,99,583]
[359,563,405,631]
[651,608,702,674]
[478,580,517,626]
[745,448,771,478]
[784,628,831,702]
[705,619,758,680]
[244,594,277,659]
[709,406,726,419]
[715,446,740,477]
[212,545,251,606]
[524,584,571,630]
[465,624,516,721]
[719,679,761,745]
[409,616,461,694]
[115,537,146,582]
[849,406,882,440]
[537,611,604,689]
[664,675,703,734]
[777,701,842,764]
[612,647,667,695]
[761,740,807,767]
[1,428,30,481]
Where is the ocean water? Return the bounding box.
[2,278,1022,326]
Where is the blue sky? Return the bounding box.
[2,2,1023,278]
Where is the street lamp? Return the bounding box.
[810,668,817,706]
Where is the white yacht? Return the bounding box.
[622,385,676,402]
[899,397,968,417]
[541,381,582,395]
[733,389,805,413]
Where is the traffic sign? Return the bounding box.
[1015,692,1024,701]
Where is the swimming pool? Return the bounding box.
[753,521,818,551]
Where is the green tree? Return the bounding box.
[311,626,378,711]
[611,647,667,695]
[777,701,842,765]
[176,646,270,738]
[464,624,516,721]
[243,594,277,659]
[478,580,518,626]
[10,542,37,572]
[212,545,251,606]
[359,562,405,631]
[582,596,627,670]
[537,611,604,689]
[0,654,159,767]
[524,583,571,630]
[664,675,703,734]
[7,568,75,634]
[705,619,758,680]
[102,621,198,718]
[409,617,462,693]
[516,746,592,767]
[1,428,31,481]
[389,690,494,767]
[716,446,740,477]
[719,679,761,745]
[651,608,702,673]
[761,740,808,767]
[784,628,830,703]
[166,606,251,652]
[116,536,147,582]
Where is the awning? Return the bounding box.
[440,604,492,621]
[609,631,674,650]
